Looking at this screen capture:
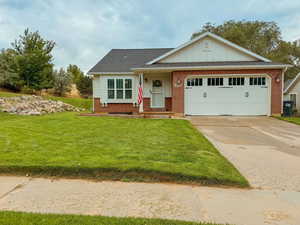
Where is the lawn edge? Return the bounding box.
[273,116,300,126]
[0,211,229,225]
[0,165,250,188]
[186,121,250,188]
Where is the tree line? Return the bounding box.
[1,21,299,97]
[191,20,300,79]
[0,29,92,97]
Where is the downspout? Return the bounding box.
[281,67,288,115]
[139,73,144,113]
[92,75,95,113]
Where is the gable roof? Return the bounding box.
[88,48,173,74]
[88,32,291,74]
[146,32,271,65]
[284,73,300,94]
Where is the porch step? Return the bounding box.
[139,111,175,118]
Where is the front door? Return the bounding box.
[151,79,164,108]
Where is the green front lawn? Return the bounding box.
[276,116,300,125]
[0,212,228,225]
[0,112,248,187]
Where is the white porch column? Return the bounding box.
[139,73,144,113]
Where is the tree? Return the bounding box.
[191,21,300,79]
[76,75,92,97]
[67,64,84,83]
[53,68,72,96]
[67,64,92,97]
[0,49,20,90]
[11,28,56,91]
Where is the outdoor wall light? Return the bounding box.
[144,78,148,83]
[275,76,281,83]
[176,79,182,85]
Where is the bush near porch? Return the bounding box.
[0,111,248,187]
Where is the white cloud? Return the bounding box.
[0,0,300,73]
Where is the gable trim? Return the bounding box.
[146,32,272,65]
[284,73,300,94]
[88,72,135,75]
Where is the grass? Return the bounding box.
[0,91,23,97]
[0,112,248,187]
[46,96,92,110]
[0,91,92,110]
[275,116,300,125]
[0,211,229,225]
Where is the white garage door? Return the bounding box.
[185,76,270,116]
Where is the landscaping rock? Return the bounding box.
[0,95,83,115]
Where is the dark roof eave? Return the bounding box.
[132,64,291,72]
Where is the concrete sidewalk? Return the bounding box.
[1,176,300,225]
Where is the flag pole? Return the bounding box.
[139,73,144,113]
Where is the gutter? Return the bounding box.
[88,72,135,75]
[132,64,292,72]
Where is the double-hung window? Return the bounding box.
[107,78,132,100]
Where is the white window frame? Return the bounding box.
[105,76,134,103]
[290,93,297,108]
[207,77,224,86]
[228,77,245,86]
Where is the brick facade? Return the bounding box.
[94,69,283,116]
[93,97,172,113]
[94,98,139,114]
[143,97,172,112]
[171,69,283,116]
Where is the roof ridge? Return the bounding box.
[111,48,173,50]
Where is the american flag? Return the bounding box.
[138,74,143,105]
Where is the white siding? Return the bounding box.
[285,80,300,111]
[160,36,257,63]
[143,73,171,98]
[93,76,102,98]
[93,75,139,103]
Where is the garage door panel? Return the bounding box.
[185,76,269,116]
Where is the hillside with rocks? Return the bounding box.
[0,95,83,115]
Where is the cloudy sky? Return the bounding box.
[0,0,300,72]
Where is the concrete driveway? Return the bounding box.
[189,116,300,191]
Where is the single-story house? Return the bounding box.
[284,73,300,112]
[88,32,290,116]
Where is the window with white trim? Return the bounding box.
[207,77,224,86]
[229,77,245,86]
[290,94,297,108]
[187,78,203,86]
[249,77,266,86]
[107,78,132,100]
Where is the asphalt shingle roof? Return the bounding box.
[88,48,289,73]
[88,48,173,73]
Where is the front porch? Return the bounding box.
[141,72,172,112]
